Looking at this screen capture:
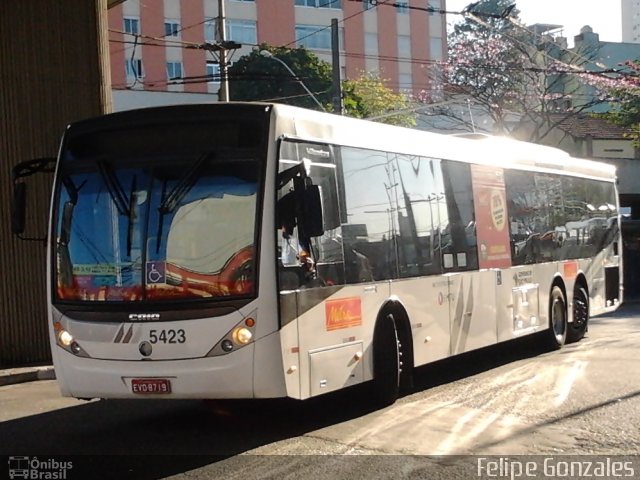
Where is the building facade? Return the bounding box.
[622,0,640,43]
[561,26,640,113]
[108,0,447,109]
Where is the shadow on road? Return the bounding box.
[0,334,594,479]
[598,301,640,318]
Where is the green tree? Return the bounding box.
[342,72,416,127]
[229,45,415,125]
[228,44,332,110]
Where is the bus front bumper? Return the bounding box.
[53,345,259,400]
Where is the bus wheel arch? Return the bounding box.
[371,301,414,405]
[567,275,589,343]
[546,279,568,350]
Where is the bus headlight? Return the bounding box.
[232,327,252,345]
[55,328,89,357]
[206,313,257,356]
[58,330,74,347]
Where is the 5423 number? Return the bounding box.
[149,329,186,344]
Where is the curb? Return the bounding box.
[0,366,56,387]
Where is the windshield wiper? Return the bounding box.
[96,160,138,257]
[97,160,130,216]
[155,152,212,253]
[126,175,137,257]
[159,152,212,214]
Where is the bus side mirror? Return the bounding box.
[10,157,56,242]
[301,184,324,238]
[11,182,26,235]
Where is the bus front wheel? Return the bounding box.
[546,286,567,349]
[371,313,402,406]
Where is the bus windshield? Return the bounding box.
[53,115,265,303]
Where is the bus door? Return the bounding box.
[441,162,512,354]
[278,140,371,398]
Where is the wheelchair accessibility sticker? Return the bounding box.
[146,261,167,284]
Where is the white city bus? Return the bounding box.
[11,103,621,404]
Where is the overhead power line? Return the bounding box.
[459,6,637,81]
[108,1,639,92]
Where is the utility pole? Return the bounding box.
[195,0,239,101]
[331,18,342,114]
[218,0,229,102]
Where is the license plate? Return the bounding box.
[131,378,172,394]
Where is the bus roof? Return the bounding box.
[269,103,617,182]
[64,102,617,183]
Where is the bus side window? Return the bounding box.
[341,225,374,283]
[277,140,345,290]
[339,146,398,282]
[505,172,619,265]
[441,160,478,271]
[505,170,539,265]
[395,155,444,277]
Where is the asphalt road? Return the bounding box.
[1,303,639,479]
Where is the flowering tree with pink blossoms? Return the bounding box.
[423,0,633,142]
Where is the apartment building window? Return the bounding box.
[125,59,144,79]
[428,0,441,15]
[396,0,409,14]
[123,17,140,35]
[205,18,257,44]
[399,73,412,91]
[206,62,220,84]
[204,18,215,42]
[166,62,183,80]
[398,35,411,58]
[430,37,443,60]
[165,20,180,37]
[227,19,257,44]
[295,24,335,49]
[365,32,378,55]
[295,0,341,8]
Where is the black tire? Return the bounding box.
[567,286,589,343]
[546,286,567,350]
[371,313,401,406]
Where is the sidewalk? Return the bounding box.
[0,365,55,387]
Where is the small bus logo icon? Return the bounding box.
[8,456,30,479]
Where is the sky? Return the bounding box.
[444,0,623,45]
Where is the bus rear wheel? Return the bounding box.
[371,313,402,406]
[567,286,589,343]
[546,286,567,350]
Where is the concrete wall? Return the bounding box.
[0,0,111,366]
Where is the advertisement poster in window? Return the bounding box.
[471,165,512,269]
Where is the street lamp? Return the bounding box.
[259,50,327,112]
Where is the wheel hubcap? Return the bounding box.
[574,297,588,328]
[552,298,565,340]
